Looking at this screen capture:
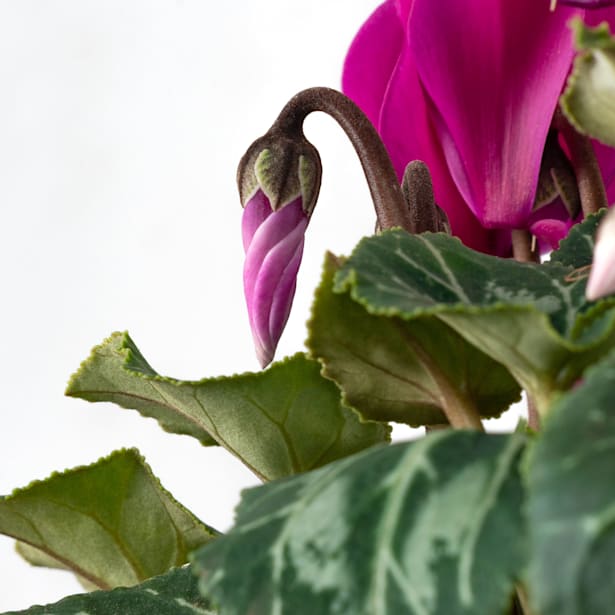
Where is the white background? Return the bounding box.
[0,2,520,611]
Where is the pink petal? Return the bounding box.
[529,219,572,251]
[242,197,308,367]
[394,0,414,24]
[585,5,615,22]
[249,221,307,367]
[243,195,305,302]
[559,1,615,7]
[342,0,404,128]
[409,0,581,229]
[242,190,272,251]
[376,13,509,254]
[268,242,304,352]
[528,199,576,250]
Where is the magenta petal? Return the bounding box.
[529,219,571,251]
[394,0,414,24]
[377,32,508,254]
[528,198,577,250]
[243,194,306,302]
[559,0,615,7]
[249,221,307,367]
[409,0,581,229]
[242,197,308,367]
[268,242,304,350]
[241,190,272,251]
[342,0,404,128]
[585,5,615,23]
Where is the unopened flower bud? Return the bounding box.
[238,132,321,215]
[238,131,322,367]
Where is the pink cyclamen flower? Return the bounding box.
[238,136,321,367]
[343,0,615,254]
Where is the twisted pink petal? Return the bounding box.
[242,191,308,367]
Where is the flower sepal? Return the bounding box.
[237,131,322,216]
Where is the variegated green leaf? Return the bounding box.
[3,565,215,615]
[547,209,602,270]
[334,213,615,415]
[66,334,389,481]
[527,349,615,615]
[193,431,526,615]
[0,449,217,590]
[307,252,520,426]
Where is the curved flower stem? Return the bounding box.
[510,230,541,431]
[555,109,608,217]
[526,395,541,432]
[271,87,413,232]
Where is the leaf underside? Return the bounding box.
[561,19,615,147]
[0,449,217,590]
[67,336,389,481]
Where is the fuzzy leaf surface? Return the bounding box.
[193,431,526,615]
[334,214,615,412]
[546,209,601,269]
[527,349,615,615]
[307,252,520,426]
[67,334,389,481]
[3,565,215,615]
[0,449,217,590]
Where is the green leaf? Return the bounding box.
[307,252,521,426]
[193,431,526,615]
[0,449,217,590]
[546,210,603,270]
[526,349,615,615]
[3,565,216,615]
[561,19,615,147]
[66,333,217,446]
[67,335,389,481]
[334,218,615,415]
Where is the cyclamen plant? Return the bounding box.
[4,2,615,615]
